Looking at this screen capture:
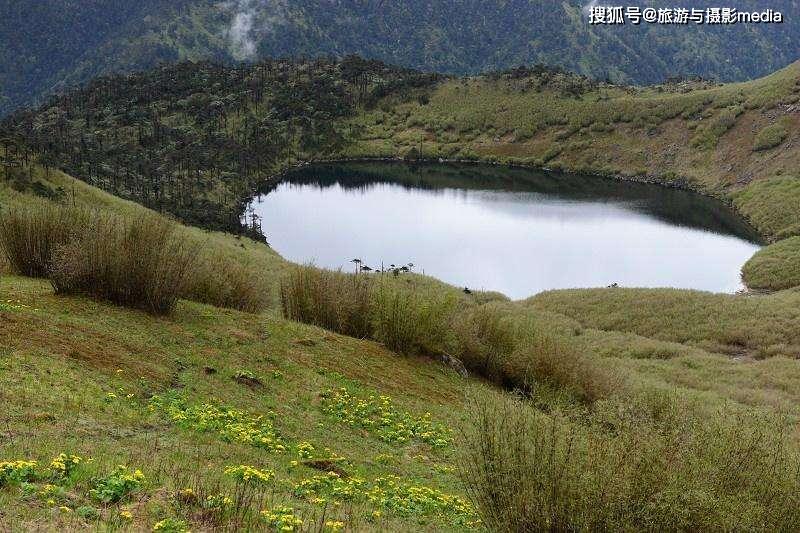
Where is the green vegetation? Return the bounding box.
[732,177,800,240]
[742,237,800,291]
[0,169,487,530]
[0,203,270,314]
[48,213,195,315]
[0,200,80,277]
[341,61,800,255]
[5,0,800,116]
[461,391,800,531]
[754,118,791,151]
[5,151,800,529]
[2,58,438,234]
[280,266,373,338]
[690,105,742,149]
[5,56,800,261]
[4,49,800,530]
[0,269,487,530]
[528,288,800,359]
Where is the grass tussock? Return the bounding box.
[280,266,372,338]
[183,252,270,313]
[371,283,457,356]
[0,201,270,314]
[753,118,790,151]
[732,177,800,240]
[282,266,621,402]
[742,236,800,291]
[508,328,621,403]
[460,390,800,532]
[452,303,516,381]
[0,202,86,277]
[50,214,195,315]
[452,302,619,402]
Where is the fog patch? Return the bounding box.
[223,0,283,61]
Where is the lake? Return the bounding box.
[247,162,762,299]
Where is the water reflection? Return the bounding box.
[249,162,762,299]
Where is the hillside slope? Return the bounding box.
[4,163,800,529]
[3,0,800,115]
[0,168,487,530]
[351,62,800,234]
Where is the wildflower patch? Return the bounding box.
[319,388,451,448]
[149,396,286,452]
[224,465,275,485]
[153,517,191,532]
[293,471,481,528]
[89,465,145,503]
[0,460,39,486]
[1,455,151,525]
[261,506,304,531]
[50,454,82,478]
[0,300,34,312]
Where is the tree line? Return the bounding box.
[0,56,440,237]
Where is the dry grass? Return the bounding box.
[280,269,621,402]
[460,390,800,531]
[50,213,195,315]
[452,303,516,381]
[0,201,86,277]
[183,252,271,313]
[370,282,457,356]
[506,330,621,403]
[0,198,272,314]
[280,265,373,338]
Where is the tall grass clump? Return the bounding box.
[280,266,372,338]
[280,269,618,401]
[452,305,619,402]
[50,213,195,314]
[371,282,457,355]
[460,391,800,532]
[452,303,516,381]
[183,252,270,313]
[753,118,790,151]
[0,202,86,277]
[507,327,621,402]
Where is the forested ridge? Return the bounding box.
[3,0,800,116]
[4,53,800,244]
[0,57,439,235]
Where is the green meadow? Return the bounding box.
[3,59,800,530]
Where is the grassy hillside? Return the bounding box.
[4,166,800,529]
[0,273,486,530]
[0,169,489,530]
[5,59,800,528]
[348,62,800,234]
[2,58,438,235]
[345,61,800,291]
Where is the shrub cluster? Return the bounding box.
[183,251,270,314]
[49,214,194,314]
[0,201,86,277]
[371,284,456,355]
[280,266,372,338]
[0,203,269,314]
[459,390,800,531]
[753,119,789,151]
[690,106,742,149]
[281,266,618,402]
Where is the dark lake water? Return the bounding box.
[247,162,762,299]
